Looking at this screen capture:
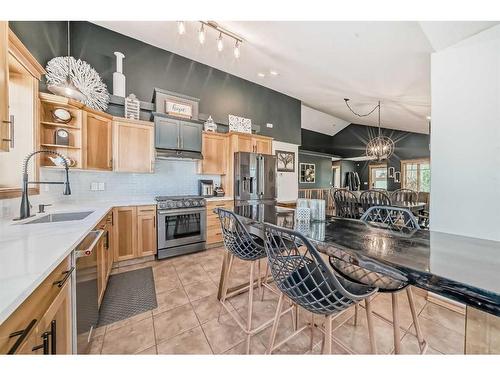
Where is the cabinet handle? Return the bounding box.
[32,332,49,354]
[2,115,15,148]
[7,319,37,354]
[50,320,57,354]
[53,267,74,288]
[153,215,156,228]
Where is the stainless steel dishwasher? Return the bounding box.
[75,230,104,354]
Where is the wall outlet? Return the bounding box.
[266,123,274,128]
[98,182,105,191]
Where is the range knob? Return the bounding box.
[184,200,191,207]
[199,200,206,207]
[176,201,183,208]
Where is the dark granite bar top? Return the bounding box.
[232,204,500,316]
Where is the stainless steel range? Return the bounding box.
[155,195,206,259]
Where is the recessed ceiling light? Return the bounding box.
[269,70,279,76]
[257,73,265,78]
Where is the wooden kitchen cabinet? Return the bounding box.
[137,206,157,257]
[199,132,227,175]
[0,21,9,153]
[36,281,72,354]
[84,111,113,170]
[253,136,272,154]
[206,199,234,245]
[113,206,137,262]
[113,205,156,262]
[0,255,73,354]
[113,118,154,173]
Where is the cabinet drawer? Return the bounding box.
[0,255,72,354]
[137,205,156,216]
[207,230,223,244]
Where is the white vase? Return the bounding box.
[113,52,126,97]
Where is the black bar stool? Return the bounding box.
[328,206,428,354]
[263,223,378,354]
[216,208,293,354]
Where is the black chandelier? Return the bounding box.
[344,98,394,161]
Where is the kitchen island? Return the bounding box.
[218,203,500,354]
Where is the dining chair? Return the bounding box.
[215,208,292,354]
[359,189,391,213]
[328,206,428,354]
[390,188,418,204]
[333,189,361,219]
[263,223,378,354]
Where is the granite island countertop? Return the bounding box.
[232,203,500,316]
[0,198,156,325]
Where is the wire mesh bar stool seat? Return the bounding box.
[359,189,391,213]
[328,206,428,354]
[263,223,378,354]
[215,208,294,354]
[333,189,361,219]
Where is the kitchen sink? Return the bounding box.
[22,211,94,224]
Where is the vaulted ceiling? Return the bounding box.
[94,21,497,135]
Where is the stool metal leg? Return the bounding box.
[392,293,402,354]
[406,288,428,354]
[260,263,270,301]
[323,315,333,354]
[246,261,255,354]
[354,303,360,326]
[365,297,377,354]
[266,292,285,354]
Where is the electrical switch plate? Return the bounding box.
[266,123,273,128]
[98,182,105,191]
[90,182,98,191]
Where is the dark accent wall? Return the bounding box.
[9,21,67,89]
[9,21,301,144]
[298,152,333,190]
[301,124,430,190]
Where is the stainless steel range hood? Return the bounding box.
[156,149,203,160]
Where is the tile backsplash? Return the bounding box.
[1,159,221,219]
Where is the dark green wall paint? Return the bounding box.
[298,153,333,189]
[301,125,430,190]
[10,21,301,144]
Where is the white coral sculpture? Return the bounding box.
[46,56,110,111]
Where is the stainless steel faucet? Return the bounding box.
[16,150,71,221]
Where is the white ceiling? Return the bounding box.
[93,21,498,135]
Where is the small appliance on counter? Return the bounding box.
[199,180,214,197]
[214,185,225,197]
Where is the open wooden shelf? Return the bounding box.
[40,121,81,130]
[41,143,81,149]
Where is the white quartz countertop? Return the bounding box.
[0,198,156,325]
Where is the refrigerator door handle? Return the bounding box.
[258,155,264,196]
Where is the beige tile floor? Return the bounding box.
[89,246,466,355]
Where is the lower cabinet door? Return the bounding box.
[36,280,73,354]
[137,213,157,257]
[113,207,137,261]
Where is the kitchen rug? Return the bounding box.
[97,267,157,326]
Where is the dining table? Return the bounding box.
[216,203,500,354]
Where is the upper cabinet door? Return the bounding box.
[179,121,202,152]
[236,134,254,153]
[253,138,272,155]
[155,117,179,150]
[113,120,154,173]
[85,113,112,170]
[0,22,9,153]
[201,132,227,175]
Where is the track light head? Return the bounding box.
[198,24,205,44]
[177,21,186,35]
[217,33,224,52]
[234,41,240,59]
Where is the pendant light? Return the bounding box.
[198,24,206,44]
[47,22,85,102]
[233,40,241,59]
[344,99,394,161]
[177,21,186,35]
[217,33,224,52]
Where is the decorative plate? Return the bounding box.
[51,108,72,123]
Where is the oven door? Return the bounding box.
[157,207,206,249]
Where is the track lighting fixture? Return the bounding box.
[175,21,243,59]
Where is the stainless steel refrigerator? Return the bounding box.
[234,152,277,206]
